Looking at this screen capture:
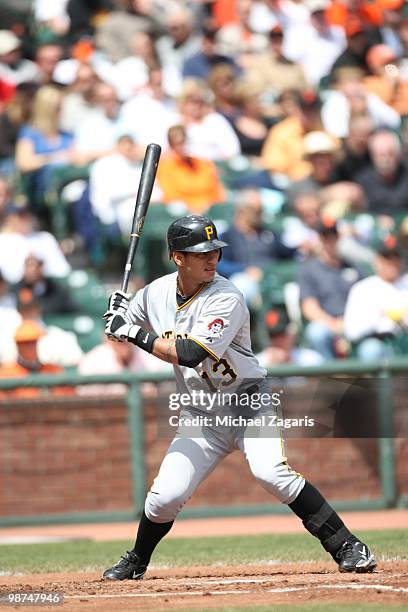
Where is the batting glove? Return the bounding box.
[104,312,141,343]
[105,290,132,316]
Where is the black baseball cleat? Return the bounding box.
[336,539,377,573]
[102,551,147,580]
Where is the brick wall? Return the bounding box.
[0,389,404,518]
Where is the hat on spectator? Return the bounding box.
[264,306,290,336]
[375,234,401,257]
[345,16,365,37]
[316,217,339,235]
[14,320,45,343]
[366,45,397,71]
[0,30,21,55]
[306,0,329,13]
[303,131,339,157]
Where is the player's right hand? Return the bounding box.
[104,290,131,319]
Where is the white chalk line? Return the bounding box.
[65,579,408,600]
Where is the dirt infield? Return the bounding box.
[2,561,408,611]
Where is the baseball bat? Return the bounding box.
[121,142,161,292]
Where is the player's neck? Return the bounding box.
[177,275,204,298]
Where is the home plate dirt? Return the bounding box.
[2,561,407,611]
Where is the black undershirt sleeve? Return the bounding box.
[175,339,210,367]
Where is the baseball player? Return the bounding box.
[102,215,376,580]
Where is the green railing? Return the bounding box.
[1,358,407,527]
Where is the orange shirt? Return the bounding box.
[261,116,312,181]
[0,363,74,398]
[157,153,226,214]
[363,75,408,116]
[326,1,384,28]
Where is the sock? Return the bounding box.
[132,511,174,566]
[289,481,354,556]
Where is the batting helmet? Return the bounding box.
[167,215,228,256]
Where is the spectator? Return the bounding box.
[321,68,401,138]
[329,19,372,78]
[207,63,240,120]
[0,272,19,348]
[288,130,365,211]
[363,44,408,115]
[227,81,269,161]
[156,6,201,96]
[0,320,71,399]
[89,134,161,238]
[344,237,408,360]
[73,82,122,165]
[178,78,241,161]
[335,114,374,181]
[256,305,323,367]
[283,0,346,86]
[119,67,178,149]
[216,0,268,61]
[261,90,322,182]
[182,20,238,81]
[34,43,64,85]
[32,0,70,41]
[244,24,309,97]
[12,254,79,315]
[0,204,70,283]
[95,0,164,63]
[113,31,159,101]
[218,188,294,306]
[379,0,405,56]
[157,124,225,214]
[355,129,408,215]
[59,63,100,134]
[298,219,361,359]
[15,85,74,207]
[0,30,40,86]
[281,191,322,257]
[0,175,13,226]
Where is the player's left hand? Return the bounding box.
[106,290,132,316]
[104,312,141,343]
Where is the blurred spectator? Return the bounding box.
[261,90,322,181]
[113,31,159,100]
[207,63,239,119]
[344,237,408,360]
[283,0,346,86]
[329,19,372,77]
[89,134,161,237]
[32,0,70,41]
[243,24,309,97]
[299,219,361,359]
[218,188,294,306]
[379,0,405,56]
[182,19,238,80]
[0,175,13,225]
[73,82,121,164]
[0,203,70,283]
[335,114,374,181]
[321,68,401,138]
[156,6,201,96]
[178,78,241,160]
[15,85,74,207]
[363,44,408,115]
[12,254,79,315]
[216,0,268,61]
[120,67,178,149]
[157,124,225,214]
[0,320,72,399]
[355,129,408,215]
[248,0,310,33]
[227,81,269,160]
[95,0,164,63]
[0,30,40,86]
[0,271,19,342]
[288,130,365,211]
[281,191,322,257]
[59,63,100,134]
[34,43,64,85]
[256,305,323,367]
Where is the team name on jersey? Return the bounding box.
[162,330,189,340]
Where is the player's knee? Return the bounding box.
[251,461,305,504]
[145,487,190,523]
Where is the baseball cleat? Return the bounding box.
[102,550,147,580]
[336,539,377,573]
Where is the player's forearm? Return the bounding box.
[150,338,179,365]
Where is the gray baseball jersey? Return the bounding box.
[125,271,266,398]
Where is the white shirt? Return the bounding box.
[344,274,408,342]
[120,93,178,150]
[74,109,124,155]
[0,231,70,284]
[0,59,40,86]
[113,57,149,101]
[185,112,241,161]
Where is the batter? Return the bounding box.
[103,215,376,580]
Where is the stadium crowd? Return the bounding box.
[1,0,408,390]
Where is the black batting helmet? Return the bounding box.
[167,215,228,257]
